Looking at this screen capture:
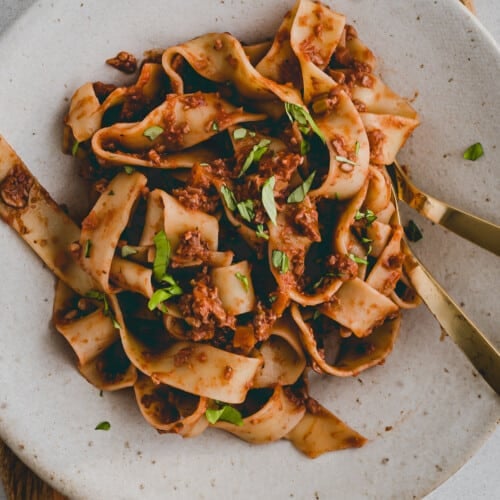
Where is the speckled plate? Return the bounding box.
[0,1,498,499]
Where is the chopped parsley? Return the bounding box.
[121,245,138,258]
[255,224,269,240]
[272,250,289,274]
[143,125,164,141]
[205,404,244,426]
[284,102,326,143]
[404,219,423,242]
[348,253,368,265]
[261,176,277,225]
[287,171,316,204]
[220,185,237,211]
[235,272,249,292]
[463,142,484,161]
[71,140,80,157]
[238,139,271,177]
[152,230,171,282]
[95,421,111,431]
[236,199,255,222]
[354,209,377,226]
[123,165,135,174]
[84,239,92,258]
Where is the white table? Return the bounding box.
[0,1,498,499]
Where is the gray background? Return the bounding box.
[0,1,498,499]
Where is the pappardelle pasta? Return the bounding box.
[0,0,420,457]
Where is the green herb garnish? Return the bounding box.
[405,220,423,242]
[85,290,121,329]
[361,236,373,255]
[238,139,271,177]
[84,239,92,258]
[71,140,80,157]
[287,171,316,204]
[205,405,244,426]
[121,245,138,258]
[335,155,357,166]
[152,230,171,282]
[235,272,249,292]
[143,125,164,141]
[262,176,277,225]
[312,310,321,320]
[123,165,135,174]
[272,250,289,274]
[284,102,326,143]
[348,253,368,265]
[463,142,484,161]
[255,224,269,240]
[236,199,255,222]
[95,421,111,431]
[300,139,310,156]
[211,121,219,132]
[354,209,377,226]
[233,128,247,140]
[220,185,237,211]
[355,141,360,156]
[147,285,182,312]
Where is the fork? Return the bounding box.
[388,181,500,394]
[386,160,500,256]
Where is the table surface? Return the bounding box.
[0,0,498,499]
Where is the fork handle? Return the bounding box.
[403,244,500,394]
[419,195,500,256]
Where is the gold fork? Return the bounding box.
[386,160,500,256]
[388,181,500,394]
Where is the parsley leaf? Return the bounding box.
[233,128,247,140]
[220,185,237,211]
[205,405,244,426]
[95,421,111,431]
[404,220,423,242]
[152,230,171,282]
[143,125,164,141]
[348,253,368,265]
[284,102,326,143]
[71,140,80,157]
[262,176,277,225]
[84,239,92,258]
[236,199,255,222]
[272,250,289,274]
[287,171,316,204]
[121,245,138,258]
[255,224,269,240]
[235,272,249,292]
[463,142,484,161]
[239,139,271,177]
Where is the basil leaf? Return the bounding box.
[300,139,310,156]
[236,199,255,222]
[121,245,138,258]
[123,165,135,174]
[148,289,173,311]
[238,139,271,177]
[84,239,92,258]
[463,142,484,161]
[143,125,164,141]
[221,185,237,211]
[361,236,373,255]
[85,290,120,328]
[348,253,368,265]
[335,155,357,166]
[95,421,111,431]
[205,405,244,426]
[235,272,249,292]
[152,231,171,282]
[262,176,277,225]
[404,220,423,242]
[71,140,80,157]
[284,102,326,143]
[233,128,247,140]
[354,209,377,226]
[255,224,269,240]
[272,250,289,274]
[287,171,316,203]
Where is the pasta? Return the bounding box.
[0,0,421,457]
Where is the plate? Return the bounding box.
[0,1,498,498]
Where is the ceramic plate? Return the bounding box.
[0,1,498,498]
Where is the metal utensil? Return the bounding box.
[389,182,500,394]
[386,160,500,256]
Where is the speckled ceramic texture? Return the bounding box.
[0,1,498,499]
